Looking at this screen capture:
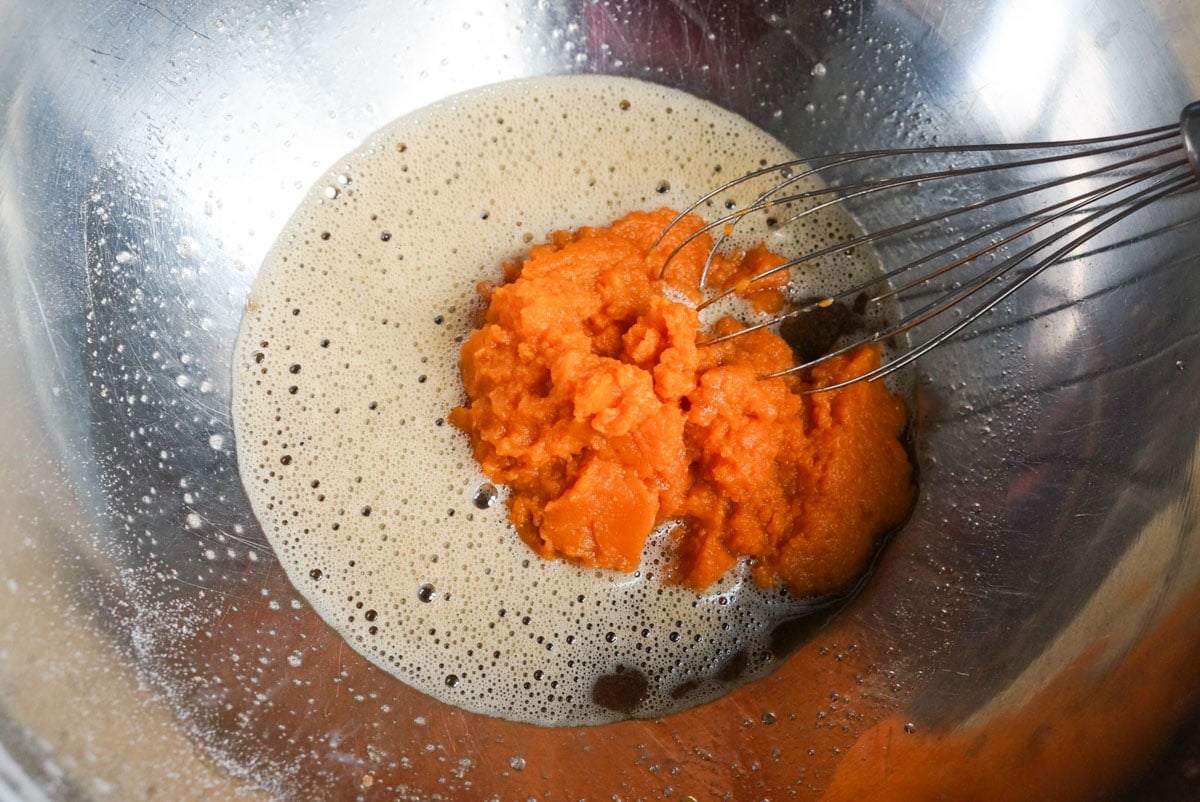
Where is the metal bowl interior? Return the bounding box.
[2,1,1199,800]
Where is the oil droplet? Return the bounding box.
[176,236,200,258]
[417,583,436,602]
[472,483,498,509]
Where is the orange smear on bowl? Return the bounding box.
[450,207,914,596]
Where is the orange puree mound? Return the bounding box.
[450,207,915,596]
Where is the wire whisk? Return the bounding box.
[658,101,1200,391]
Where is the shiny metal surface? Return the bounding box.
[2,1,1199,800]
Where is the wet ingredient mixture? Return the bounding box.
[234,74,914,725]
[453,207,915,597]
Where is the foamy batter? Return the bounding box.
[232,75,886,726]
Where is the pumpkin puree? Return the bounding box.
[450,208,915,595]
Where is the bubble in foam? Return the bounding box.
[232,74,894,727]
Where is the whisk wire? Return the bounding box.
[695,142,1187,314]
[702,158,1191,349]
[660,105,1200,390]
[770,169,1197,390]
[659,129,1181,285]
[656,118,1180,246]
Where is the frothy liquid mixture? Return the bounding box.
[233,75,889,726]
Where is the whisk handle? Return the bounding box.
[1182,100,1200,178]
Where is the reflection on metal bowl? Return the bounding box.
[1,0,1199,799]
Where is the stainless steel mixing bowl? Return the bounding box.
[3,1,1200,800]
